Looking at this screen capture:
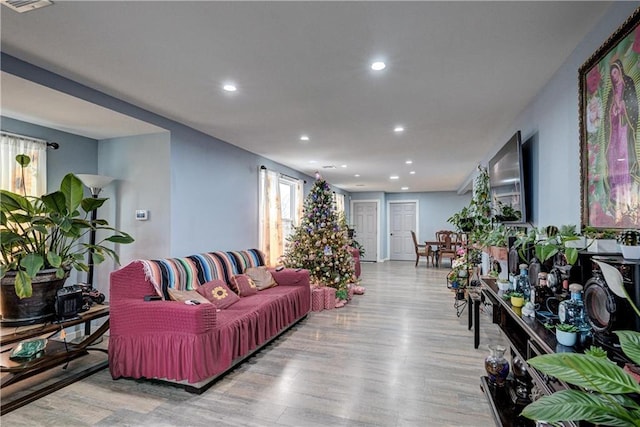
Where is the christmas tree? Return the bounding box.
[282,178,355,300]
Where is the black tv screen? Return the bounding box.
[489,131,526,223]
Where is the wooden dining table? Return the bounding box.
[424,241,443,267]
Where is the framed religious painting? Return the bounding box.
[580,8,640,229]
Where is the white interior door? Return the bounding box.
[352,201,378,262]
[389,202,417,261]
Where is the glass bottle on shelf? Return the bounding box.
[508,244,519,276]
[558,283,590,338]
[515,263,531,301]
[528,257,541,290]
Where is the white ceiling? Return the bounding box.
[0,1,610,192]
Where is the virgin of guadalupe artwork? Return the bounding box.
[581,11,640,229]
[604,58,639,220]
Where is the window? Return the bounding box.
[1,132,47,196]
[279,177,300,249]
[259,168,303,265]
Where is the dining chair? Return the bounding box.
[411,231,432,267]
[436,230,461,267]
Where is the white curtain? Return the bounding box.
[335,192,345,214]
[0,132,47,196]
[259,168,283,266]
[295,179,304,226]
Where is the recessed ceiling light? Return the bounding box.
[401,187,409,191]
[223,83,237,92]
[308,160,317,164]
[390,175,399,180]
[354,174,360,177]
[410,171,416,175]
[300,135,309,141]
[394,126,404,133]
[341,164,347,168]
[405,160,412,165]
[371,61,386,71]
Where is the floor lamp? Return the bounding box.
[76,174,114,287]
[76,174,113,337]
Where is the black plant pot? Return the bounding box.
[460,221,474,233]
[0,269,68,326]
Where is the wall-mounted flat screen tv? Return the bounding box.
[489,130,526,223]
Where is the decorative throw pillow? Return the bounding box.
[244,266,277,290]
[167,288,211,304]
[229,274,258,297]
[196,280,239,309]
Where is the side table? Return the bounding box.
[1,305,110,414]
[467,290,481,349]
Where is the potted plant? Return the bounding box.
[469,165,492,245]
[494,201,522,222]
[583,225,620,253]
[522,260,640,425]
[554,323,578,347]
[484,224,514,261]
[447,206,474,233]
[448,247,475,296]
[513,225,580,269]
[0,155,134,324]
[509,291,524,308]
[618,229,640,260]
[558,224,587,250]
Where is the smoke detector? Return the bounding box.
[1,0,53,13]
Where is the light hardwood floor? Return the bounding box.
[1,261,506,426]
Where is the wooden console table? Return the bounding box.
[479,278,576,427]
[0,305,109,415]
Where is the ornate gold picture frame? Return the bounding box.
[580,8,640,229]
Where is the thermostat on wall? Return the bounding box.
[135,210,148,221]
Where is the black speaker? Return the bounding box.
[583,256,640,339]
[55,285,83,320]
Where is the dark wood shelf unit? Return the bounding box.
[480,278,577,427]
[480,376,534,427]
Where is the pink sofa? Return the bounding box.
[108,249,310,392]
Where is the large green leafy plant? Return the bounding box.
[0,155,134,298]
[513,225,581,266]
[448,166,493,240]
[522,260,640,426]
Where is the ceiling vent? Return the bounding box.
[1,0,53,13]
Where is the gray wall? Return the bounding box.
[1,116,99,189]
[387,191,472,244]
[90,132,172,296]
[481,2,640,228]
[2,2,638,285]
[350,190,472,260]
[1,116,99,286]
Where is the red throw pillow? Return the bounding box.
[197,280,240,309]
[229,274,258,297]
